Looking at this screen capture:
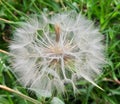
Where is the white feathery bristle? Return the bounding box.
[10,11,105,97]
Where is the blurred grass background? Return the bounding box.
[0,0,120,104]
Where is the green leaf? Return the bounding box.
[51,97,64,104]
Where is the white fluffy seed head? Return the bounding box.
[9,11,105,97]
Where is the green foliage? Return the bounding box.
[0,0,120,104]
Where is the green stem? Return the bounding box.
[0,18,22,25]
[1,1,18,20]
[60,0,66,10]
[1,0,27,18]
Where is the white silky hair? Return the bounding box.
[10,11,105,97]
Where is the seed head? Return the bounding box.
[10,11,105,97]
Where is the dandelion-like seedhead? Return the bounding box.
[10,11,105,97]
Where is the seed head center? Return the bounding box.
[43,24,74,64]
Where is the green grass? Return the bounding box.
[0,0,120,104]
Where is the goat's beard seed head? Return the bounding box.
[9,11,105,97]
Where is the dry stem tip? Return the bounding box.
[54,24,60,42]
